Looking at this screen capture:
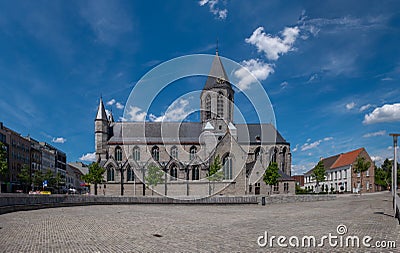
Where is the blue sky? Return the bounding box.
[0,0,399,174]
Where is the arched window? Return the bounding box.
[223,154,232,180]
[189,146,197,160]
[271,148,278,163]
[170,165,177,181]
[228,94,232,120]
[281,147,287,171]
[115,146,122,162]
[127,167,134,181]
[254,147,261,161]
[217,92,224,118]
[133,146,140,161]
[205,95,211,120]
[107,167,115,181]
[192,166,199,180]
[171,146,178,159]
[152,146,159,161]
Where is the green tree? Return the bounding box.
[353,156,371,195]
[0,141,8,184]
[311,161,326,193]
[17,165,31,193]
[145,164,164,195]
[81,162,106,195]
[375,164,390,190]
[263,162,281,195]
[207,155,224,194]
[32,170,44,189]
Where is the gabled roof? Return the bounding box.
[96,97,107,121]
[331,148,364,169]
[304,147,366,175]
[203,52,232,90]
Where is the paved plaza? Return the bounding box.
[0,192,399,252]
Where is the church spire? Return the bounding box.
[96,97,107,121]
[203,49,231,90]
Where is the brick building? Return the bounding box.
[304,148,375,193]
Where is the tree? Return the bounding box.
[353,156,371,195]
[263,162,281,195]
[311,161,326,193]
[207,155,224,194]
[17,165,31,193]
[375,164,390,190]
[0,141,8,184]
[82,162,106,195]
[145,164,164,195]
[32,170,44,189]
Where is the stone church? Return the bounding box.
[94,51,295,197]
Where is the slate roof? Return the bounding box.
[203,53,232,90]
[235,124,288,144]
[96,98,107,120]
[108,122,288,145]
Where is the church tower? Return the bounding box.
[95,97,108,161]
[200,50,234,134]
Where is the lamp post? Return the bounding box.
[119,160,128,196]
[390,133,399,218]
[160,161,168,196]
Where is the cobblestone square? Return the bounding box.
[0,192,399,252]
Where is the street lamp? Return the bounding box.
[160,161,168,196]
[390,133,399,218]
[119,160,128,196]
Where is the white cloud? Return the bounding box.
[245,26,300,61]
[363,103,400,124]
[381,77,393,81]
[198,0,228,20]
[359,104,372,112]
[292,162,316,175]
[345,102,356,110]
[79,152,96,162]
[307,73,319,83]
[52,137,67,144]
[280,81,288,88]
[116,102,124,109]
[301,140,322,151]
[107,99,116,105]
[234,59,274,90]
[371,155,383,163]
[149,98,192,122]
[301,137,333,151]
[363,130,386,138]
[292,144,299,152]
[126,106,147,121]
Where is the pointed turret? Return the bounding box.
[96,97,107,120]
[203,51,231,90]
[95,97,108,162]
[108,110,115,123]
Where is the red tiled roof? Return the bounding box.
[330,148,364,169]
[304,147,365,175]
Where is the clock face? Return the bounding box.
[216,77,225,84]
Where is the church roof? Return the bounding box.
[203,52,232,90]
[96,97,107,121]
[108,122,287,145]
[235,124,288,144]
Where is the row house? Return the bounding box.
[304,148,375,194]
